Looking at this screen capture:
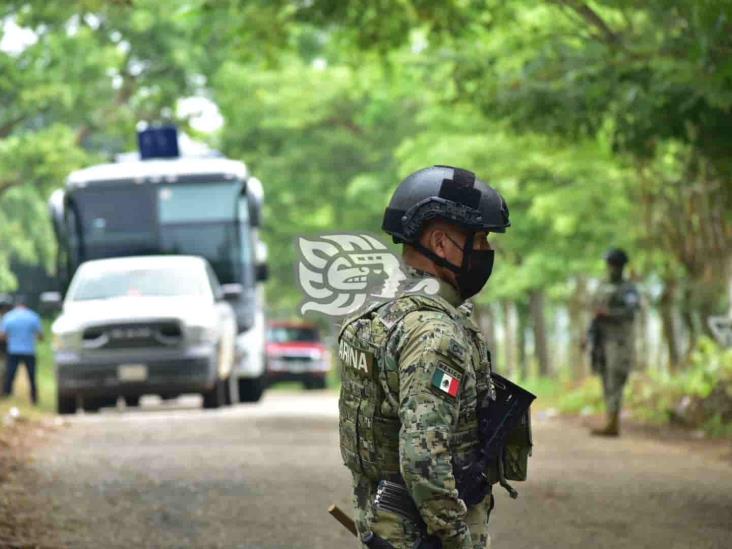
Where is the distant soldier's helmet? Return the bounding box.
[381,165,510,243]
[604,248,629,266]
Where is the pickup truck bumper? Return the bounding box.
[55,345,218,399]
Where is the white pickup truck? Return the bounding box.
[51,255,238,413]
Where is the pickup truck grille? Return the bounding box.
[278,354,316,362]
[82,321,182,350]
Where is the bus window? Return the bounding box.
[158,183,238,223]
[158,182,241,284]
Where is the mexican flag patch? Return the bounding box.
[432,365,461,398]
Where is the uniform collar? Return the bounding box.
[403,265,464,308]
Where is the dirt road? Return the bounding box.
[4,392,732,548]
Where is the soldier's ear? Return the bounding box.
[429,228,449,259]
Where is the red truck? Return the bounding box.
[265,321,330,389]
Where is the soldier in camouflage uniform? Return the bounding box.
[338,166,511,548]
[588,248,639,437]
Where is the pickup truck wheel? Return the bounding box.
[304,377,327,390]
[238,376,264,403]
[124,396,140,408]
[202,378,226,409]
[57,393,76,415]
[82,396,116,412]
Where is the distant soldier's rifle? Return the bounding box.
[588,317,605,375]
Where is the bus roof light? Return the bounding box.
[137,125,180,160]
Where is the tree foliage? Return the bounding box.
[0,0,729,366]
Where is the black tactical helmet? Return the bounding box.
[604,248,629,266]
[382,165,510,244]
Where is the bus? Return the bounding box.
[48,127,268,402]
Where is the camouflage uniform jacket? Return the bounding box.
[592,279,639,339]
[591,279,639,373]
[338,268,495,549]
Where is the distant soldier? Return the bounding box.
[588,249,639,437]
[0,295,44,404]
[337,166,528,548]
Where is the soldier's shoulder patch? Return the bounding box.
[430,362,463,399]
[445,337,466,361]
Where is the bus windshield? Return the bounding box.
[70,180,246,284]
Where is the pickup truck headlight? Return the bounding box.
[186,324,219,344]
[53,331,81,352]
[307,348,324,360]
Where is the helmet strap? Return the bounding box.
[411,241,462,274]
[410,231,475,275]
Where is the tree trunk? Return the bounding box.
[501,300,517,378]
[636,296,650,371]
[680,283,697,365]
[529,289,551,377]
[659,278,680,372]
[568,277,588,380]
[516,300,529,381]
[475,303,497,355]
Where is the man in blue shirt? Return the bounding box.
[0,296,44,404]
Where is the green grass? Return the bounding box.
[267,368,340,392]
[512,375,604,416]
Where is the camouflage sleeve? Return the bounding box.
[396,310,473,549]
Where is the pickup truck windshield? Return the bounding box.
[70,267,208,301]
[268,327,320,343]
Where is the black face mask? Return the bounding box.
[608,264,624,283]
[445,233,495,301]
[412,231,495,301]
[445,233,494,300]
[456,248,495,300]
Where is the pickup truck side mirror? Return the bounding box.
[40,291,63,312]
[255,263,269,282]
[221,283,243,301]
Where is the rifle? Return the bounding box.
[588,317,605,375]
[454,373,536,505]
